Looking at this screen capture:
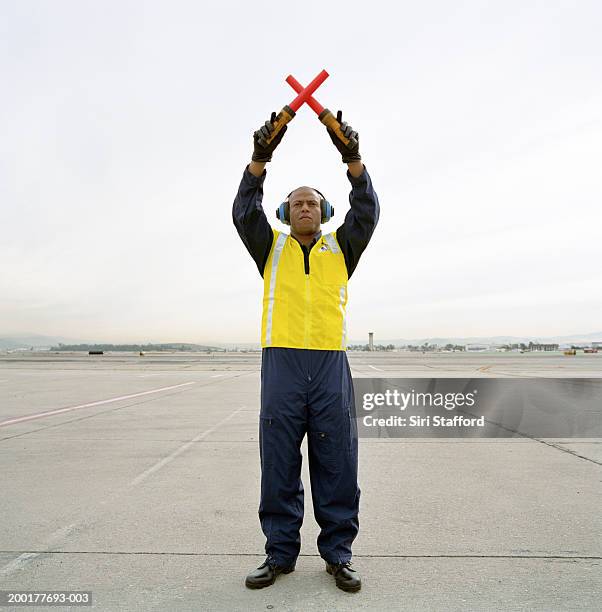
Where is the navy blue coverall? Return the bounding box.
[232,164,380,566]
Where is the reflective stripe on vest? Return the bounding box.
[338,285,347,349]
[261,229,349,351]
[323,233,340,254]
[264,232,287,346]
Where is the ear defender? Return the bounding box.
[320,198,334,224]
[276,189,334,225]
[276,201,291,225]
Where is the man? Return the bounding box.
[232,110,379,593]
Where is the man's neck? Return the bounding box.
[291,230,321,247]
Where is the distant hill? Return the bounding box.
[0,334,84,350]
[349,332,602,346]
[50,343,223,352]
[0,335,222,352]
[2,331,600,351]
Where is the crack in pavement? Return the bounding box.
[0,551,599,560]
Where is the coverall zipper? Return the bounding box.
[304,273,310,350]
[295,238,317,352]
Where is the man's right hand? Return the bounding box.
[252,112,288,163]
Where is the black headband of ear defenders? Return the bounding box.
[286,187,326,202]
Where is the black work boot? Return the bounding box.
[245,556,296,589]
[325,560,361,592]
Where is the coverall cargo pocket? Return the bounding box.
[345,399,357,452]
[259,416,275,467]
[309,430,344,468]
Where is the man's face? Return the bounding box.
[288,187,321,236]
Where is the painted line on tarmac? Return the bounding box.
[129,404,244,486]
[0,382,196,428]
[0,404,246,577]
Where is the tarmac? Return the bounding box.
[0,351,600,611]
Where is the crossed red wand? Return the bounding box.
[258,69,358,150]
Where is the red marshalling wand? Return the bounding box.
[260,69,329,146]
[285,73,358,148]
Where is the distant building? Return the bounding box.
[530,343,559,351]
[466,344,490,351]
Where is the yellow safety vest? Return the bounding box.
[261,229,348,351]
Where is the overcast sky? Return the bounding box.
[1,0,601,344]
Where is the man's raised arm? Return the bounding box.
[232,113,288,277]
[325,111,380,279]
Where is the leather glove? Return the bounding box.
[252,111,287,162]
[327,110,361,163]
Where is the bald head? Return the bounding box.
[288,186,322,204]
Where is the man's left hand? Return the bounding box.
[327,110,361,164]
